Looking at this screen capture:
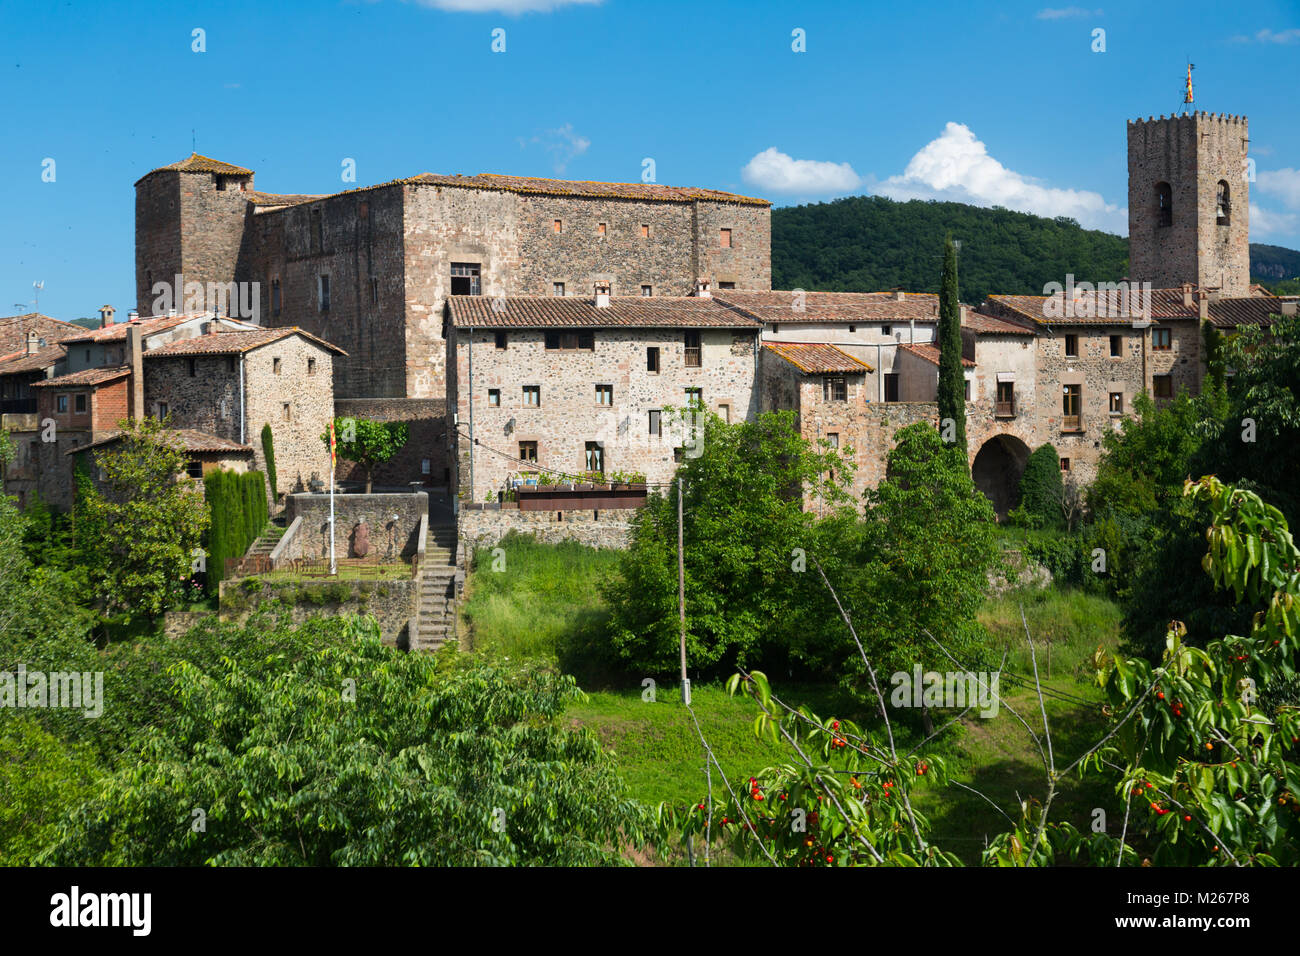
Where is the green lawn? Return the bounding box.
[460,534,1126,864]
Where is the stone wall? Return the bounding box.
[241,335,336,494]
[219,575,417,648]
[453,325,759,500]
[333,397,449,489]
[459,505,637,551]
[286,491,426,561]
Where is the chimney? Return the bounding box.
[695,277,712,299]
[893,288,906,302]
[594,281,611,308]
[1182,282,1195,309]
[98,304,116,329]
[125,325,145,421]
[127,310,139,322]
[25,330,39,355]
[1197,289,1209,321]
[1282,301,1298,317]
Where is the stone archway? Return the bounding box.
[971,434,1031,517]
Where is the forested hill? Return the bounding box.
[771,195,1299,303]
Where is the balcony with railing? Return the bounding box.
[1061,414,1083,432]
[684,347,702,368]
[994,397,1016,418]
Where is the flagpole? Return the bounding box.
[329,419,337,576]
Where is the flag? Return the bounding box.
[329,419,336,472]
[1185,64,1194,104]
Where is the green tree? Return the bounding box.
[936,233,967,456]
[323,417,409,493]
[605,409,852,674]
[1015,443,1064,529]
[261,423,278,500]
[74,418,209,621]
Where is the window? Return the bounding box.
[318,274,330,312]
[649,410,661,437]
[641,285,652,297]
[1110,334,1122,357]
[772,324,780,333]
[272,279,281,317]
[74,393,87,413]
[647,347,660,373]
[186,460,203,479]
[553,219,563,233]
[996,381,1015,416]
[188,358,197,377]
[552,282,565,296]
[1152,328,1171,350]
[1109,391,1123,414]
[826,432,839,449]
[584,441,604,474]
[519,441,538,463]
[823,376,847,402]
[421,459,431,475]
[595,384,613,406]
[56,395,68,413]
[1062,384,1081,429]
[1153,374,1173,399]
[684,331,702,368]
[640,224,649,238]
[450,262,481,296]
[718,402,731,423]
[717,281,735,290]
[884,373,899,402]
[684,387,703,407]
[848,325,856,333]
[882,325,892,337]
[1064,333,1079,357]
[544,330,594,350]
[597,222,607,236]
[719,228,732,248]
[495,331,508,350]
[371,277,379,305]
[523,385,541,407]
[488,389,501,407]
[307,357,317,375]
[227,356,237,373]
[1156,182,1173,228]
[1216,180,1230,225]
[273,356,281,374]
[282,402,292,421]
[963,379,971,401]
[1060,457,1071,473]
[157,401,168,418]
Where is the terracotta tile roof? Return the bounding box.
[144,326,347,357]
[247,191,326,207]
[986,293,1159,327]
[0,343,66,376]
[963,311,1035,335]
[136,153,252,185]
[898,343,975,368]
[1143,289,1295,328]
[447,295,762,329]
[31,365,131,388]
[62,312,206,344]
[0,313,86,351]
[716,290,940,324]
[68,428,253,456]
[763,342,874,374]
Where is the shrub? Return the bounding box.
[1018,443,1063,529]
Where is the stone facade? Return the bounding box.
[459,506,637,551]
[451,322,760,502]
[1128,113,1250,296]
[333,398,449,489]
[219,576,418,648]
[29,373,131,509]
[285,491,426,562]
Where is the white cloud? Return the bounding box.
[1258,168,1300,210]
[1036,7,1102,19]
[874,122,1125,233]
[740,148,862,195]
[518,123,590,173]
[1250,203,1299,238]
[1253,27,1300,43]
[408,0,601,13]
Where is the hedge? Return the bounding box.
[204,469,270,595]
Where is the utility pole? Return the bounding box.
[678,475,690,706]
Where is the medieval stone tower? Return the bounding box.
[1127,112,1250,296]
[134,155,254,316]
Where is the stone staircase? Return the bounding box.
[411,523,458,651]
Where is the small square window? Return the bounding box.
[640,224,649,238]
[1060,457,1071,472]
[1153,375,1173,399]
[641,285,652,297]
[826,432,839,449]
[523,385,541,407]
[647,347,660,373]
[186,460,203,479]
[519,441,538,463]
[1109,391,1123,414]
[56,395,68,413]
[848,325,856,333]
[553,282,565,296]
[1153,328,1172,350]
[597,222,607,236]
[495,331,508,350]
[74,393,87,413]
[488,389,501,407]
[823,377,847,402]
[719,228,732,248]
[595,384,613,406]
[717,281,735,290]
[553,219,563,234]
[684,387,703,406]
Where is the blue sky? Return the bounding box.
[2,0,1297,320]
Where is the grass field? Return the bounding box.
[460,534,1126,864]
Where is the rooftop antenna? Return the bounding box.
[192,129,196,153]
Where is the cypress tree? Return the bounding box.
[204,470,227,594]
[1019,443,1064,528]
[261,424,278,501]
[937,233,968,456]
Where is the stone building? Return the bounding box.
[29,366,133,509]
[71,428,255,488]
[446,289,761,501]
[1128,112,1250,296]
